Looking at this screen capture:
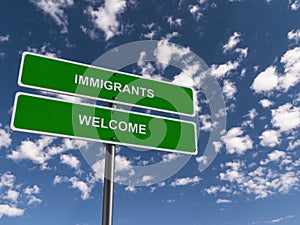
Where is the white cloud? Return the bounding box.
[188,1,208,21]
[92,154,134,183]
[80,24,98,40]
[221,127,253,155]
[210,61,239,78]
[294,92,300,103]
[0,204,24,219]
[26,43,59,58]
[252,47,300,93]
[252,214,294,224]
[158,182,166,188]
[27,196,42,205]
[69,177,92,200]
[240,68,246,77]
[259,130,281,147]
[47,139,89,156]
[149,186,156,192]
[142,22,155,30]
[289,0,300,10]
[219,159,300,199]
[0,34,9,42]
[188,5,202,21]
[288,29,300,43]
[278,172,299,193]
[259,99,274,108]
[7,136,54,165]
[60,154,80,170]
[165,32,180,40]
[0,173,42,212]
[220,161,245,183]
[216,198,232,204]
[235,47,248,59]
[8,137,89,168]
[223,32,241,53]
[162,153,180,163]
[154,39,190,69]
[268,150,286,162]
[196,156,208,165]
[171,176,201,187]
[212,141,223,153]
[248,108,258,120]
[141,23,159,40]
[0,173,15,188]
[167,16,182,26]
[223,79,237,99]
[287,139,300,150]
[137,51,157,77]
[85,0,127,40]
[242,109,258,128]
[91,160,105,181]
[172,61,201,87]
[251,66,279,93]
[279,46,300,91]
[143,30,157,40]
[125,185,136,192]
[253,65,259,72]
[0,127,11,149]
[166,199,175,204]
[23,185,42,205]
[4,190,19,202]
[115,155,133,172]
[205,185,232,195]
[260,150,286,165]
[221,32,247,60]
[24,185,40,195]
[53,175,68,185]
[224,163,269,196]
[30,0,74,33]
[62,139,89,151]
[199,114,217,131]
[142,175,153,183]
[294,158,300,167]
[271,103,300,132]
[177,60,201,76]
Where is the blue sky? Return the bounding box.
[0,0,300,225]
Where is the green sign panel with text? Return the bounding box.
[11,93,197,155]
[18,52,195,116]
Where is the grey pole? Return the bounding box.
[102,102,116,225]
[102,143,115,225]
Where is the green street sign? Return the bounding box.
[18,52,195,116]
[11,93,197,155]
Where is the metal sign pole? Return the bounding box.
[102,143,115,225]
[102,102,116,225]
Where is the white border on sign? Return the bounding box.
[18,52,196,117]
[10,92,198,155]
